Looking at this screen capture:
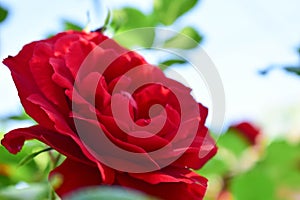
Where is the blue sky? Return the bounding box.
[1,0,300,136]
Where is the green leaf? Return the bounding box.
[111,8,156,31]
[0,141,51,186]
[283,66,300,76]
[160,59,186,66]
[63,20,83,31]
[261,140,300,189]
[159,59,187,70]
[228,140,300,200]
[217,130,249,158]
[18,147,52,167]
[103,9,111,31]
[230,167,276,200]
[0,6,8,23]
[181,26,203,43]
[64,186,158,200]
[153,0,198,25]
[196,152,229,176]
[0,142,33,164]
[163,26,203,49]
[94,10,112,33]
[110,8,156,48]
[113,28,155,49]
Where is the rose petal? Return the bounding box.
[117,170,207,200]
[30,42,69,114]
[127,132,169,152]
[96,162,115,184]
[50,57,74,91]
[65,39,96,78]
[3,43,54,130]
[172,127,217,169]
[0,125,94,165]
[50,158,102,197]
[71,117,161,171]
[133,84,180,119]
[27,94,73,135]
[129,167,206,185]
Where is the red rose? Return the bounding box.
[229,122,261,145]
[2,30,217,200]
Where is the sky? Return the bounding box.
[0,0,300,137]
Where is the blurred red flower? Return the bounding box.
[229,122,261,145]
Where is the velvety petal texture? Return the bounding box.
[1,30,217,200]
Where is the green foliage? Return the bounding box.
[197,152,229,176]
[63,20,83,31]
[230,168,276,200]
[260,45,300,77]
[230,140,300,200]
[64,186,158,200]
[47,20,84,38]
[114,28,155,49]
[0,183,50,200]
[111,8,156,48]
[180,26,202,43]
[111,0,199,31]
[163,26,203,49]
[261,140,300,189]
[283,66,300,76]
[112,8,156,31]
[198,128,300,200]
[278,45,299,77]
[217,130,249,157]
[18,147,52,167]
[0,142,46,185]
[109,0,203,68]
[159,59,187,70]
[153,0,198,25]
[100,9,111,32]
[0,136,58,199]
[0,6,8,23]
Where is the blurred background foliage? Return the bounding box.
[260,46,300,77]
[0,0,300,199]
